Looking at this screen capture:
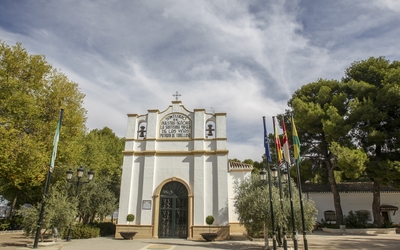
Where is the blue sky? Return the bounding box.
[1,0,399,161]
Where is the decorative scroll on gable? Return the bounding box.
[159,113,192,138]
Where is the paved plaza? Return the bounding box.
[1,231,400,250]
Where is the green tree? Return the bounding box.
[234,174,317,237]
[288,79,368,225]
[343,57,400,226]
[252,159,264,174]
[76,181,117,224]
[18,185,76,240]
[0,41,86,217]
[288,56,400,227]
[80,127,124,201]
[243,159,254,165]
[229,158,241,162]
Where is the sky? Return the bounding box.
[1,0,399,162]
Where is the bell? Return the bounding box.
[207,124,214,136]
[139,126,146,137]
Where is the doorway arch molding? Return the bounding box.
[152,177,193,239]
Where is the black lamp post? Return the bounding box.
[65,167,94,241]
[260,166,277,250]
[305,180,310,200]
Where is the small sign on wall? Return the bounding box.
[142,200,152,210]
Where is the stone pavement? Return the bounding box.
[1,231,400,250]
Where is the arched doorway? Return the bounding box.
[158,181,188,238]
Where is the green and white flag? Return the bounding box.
[49,109,64,172]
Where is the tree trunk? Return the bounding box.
[8,192,18,220]
[372,179,382,227]
[327,163,343,225]
[90,213,96,224]
[264,224,269,250]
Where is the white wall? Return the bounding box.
[118,101,229,228]
[308,192,400,224]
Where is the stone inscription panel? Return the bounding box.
[160,113,191,138]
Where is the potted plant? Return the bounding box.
[200,215,218,242]
[119,214,137,239]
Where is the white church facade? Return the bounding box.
[116,100,252,239]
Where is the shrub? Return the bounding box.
[205,215,214,233]
[126,214,135,222]
[344,211,369,229]
[63,224,99,239]
[382,220,393,228]
[246,227,264,238]
[316,219,338,229]
[9,215,23,230]
[0,220,10,231]
[0,216,24,230]
[91,222,116,236]
[205,215,214,226]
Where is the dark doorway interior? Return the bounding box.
[159,181,188,238]
[382,211,390,223]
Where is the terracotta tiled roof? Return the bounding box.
[228,161,253,171]
[302,182,400,193]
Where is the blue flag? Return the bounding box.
[263,116,272,162]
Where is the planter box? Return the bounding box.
[119,232,137,239]
[200,233,218,242]
[322,227,396,235]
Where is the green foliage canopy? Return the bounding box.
[79,127,124,200]
[234,174,317,236]
[288,56,400,226]
[0,40,86,212]
[17,185,76,237]
[74,180,118,224]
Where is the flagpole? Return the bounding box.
[281,117,298,250]
[33,109,64,248]
[272,116,285,248]
[295,159,307,250]
[292,116,308,250]
[263,116,277,250]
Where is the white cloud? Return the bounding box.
[0,0,399,161]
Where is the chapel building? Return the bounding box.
[116,99,252,240]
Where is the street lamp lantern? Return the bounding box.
[67,167,94,183]
[260,168,267,181]
[282,168,288,181]
[88,170,94,181]
[66,169,73,180]
[271,166,278,179]
[77,167,84,178]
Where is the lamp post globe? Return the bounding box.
[260,168,267,181]
[66,169,73,180]
[271,166,278,179]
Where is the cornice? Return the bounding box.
[125,138,227,141]
[122,150,229,156]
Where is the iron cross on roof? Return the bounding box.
[173,91,181,101]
